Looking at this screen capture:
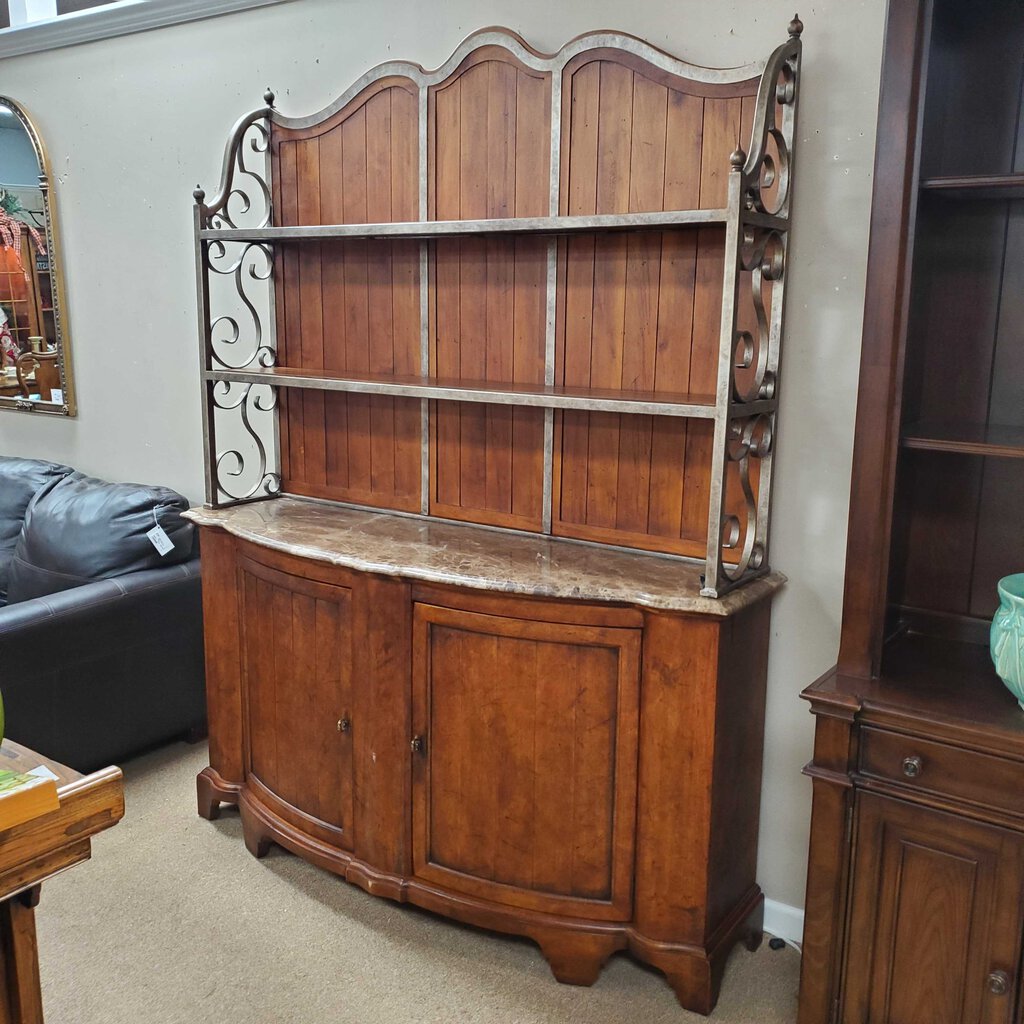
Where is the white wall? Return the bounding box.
[0,0,887,912]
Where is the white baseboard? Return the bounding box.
[763,898,804,947]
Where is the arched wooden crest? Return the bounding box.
[193,21,802,597]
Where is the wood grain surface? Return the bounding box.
[269,44,762,554]
[553,54,759,556]
[272,79,422,512]
[428,51,550,530]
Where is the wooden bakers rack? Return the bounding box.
[192,20,802,597]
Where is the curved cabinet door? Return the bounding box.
[238,556,356,851]
[411,602,641,921]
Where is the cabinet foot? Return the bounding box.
[240,803,274,859]
[636,899,765,1013]
[536,932,619,987]
[196,767,239,821]
[660,959,715,1016]
[743,900,765,952]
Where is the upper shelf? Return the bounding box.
[200,208,787,244]
[920,173,1024,200]
[204,366,778,419]
[901,420,1024,459]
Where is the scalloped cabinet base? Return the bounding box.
[195,525,776,1015]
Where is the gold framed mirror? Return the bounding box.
[0,96,75,416]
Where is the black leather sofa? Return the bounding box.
[0,457,206,772]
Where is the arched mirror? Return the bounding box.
[0,97,75,416]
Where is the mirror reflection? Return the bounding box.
[0,98,74,414]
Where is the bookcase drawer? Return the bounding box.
[859,727,1024,819]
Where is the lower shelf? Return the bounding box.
[206,365,728,419]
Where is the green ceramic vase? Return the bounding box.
[992,574,1024,710]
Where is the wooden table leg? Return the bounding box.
[0,887,44,1024]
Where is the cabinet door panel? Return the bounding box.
[239,556,355,850]
[843,793,1024,1024]
[412,603,640,920]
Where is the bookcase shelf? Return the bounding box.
[198,207,786,243]
[901,420,1024,459]
[920,173,1024,199]
[202,366,754,419]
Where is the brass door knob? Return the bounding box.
[337,717,351,733]
[987,970,1010,996]
[901,755,923,778]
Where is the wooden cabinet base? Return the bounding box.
[201,774,765,1014]
[799,654,1024,1023]
[195,525,778,1016]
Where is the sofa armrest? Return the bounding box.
[0,559,206,771]
[0,560,201,649]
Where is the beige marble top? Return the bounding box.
[184,497,785,616]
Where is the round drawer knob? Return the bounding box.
[987,970,1010,996]
[901,755,923,778]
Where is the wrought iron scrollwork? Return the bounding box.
[741,20,801,218]
[207,241,276,370]
[720,414,774,581]
[211,381,281,502]
[201,95,274,231]
[194,93,281,508]
[732,227,786,403]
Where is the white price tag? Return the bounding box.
[146,524,175,556]
[50,389,63,404]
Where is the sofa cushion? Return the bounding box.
[6,472,195,604]
[0,456,74,604]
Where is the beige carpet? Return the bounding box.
[35,742,799,1024]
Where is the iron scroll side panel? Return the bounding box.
[194,98,280,506]
[703,18,802,597]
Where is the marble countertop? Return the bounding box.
[184,497,784,616]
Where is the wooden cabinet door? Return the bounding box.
[843,793,1024,1024]
[411,603,641,921]
[238,556,356,851]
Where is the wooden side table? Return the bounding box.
[0,741,124,1023]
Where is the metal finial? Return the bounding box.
[264,87,276,107]
[193,185,206,203]
[789,13,804,37]
[730,147,746,170]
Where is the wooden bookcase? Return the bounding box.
[799,2,1024,1022]
[189,23,802,1015]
